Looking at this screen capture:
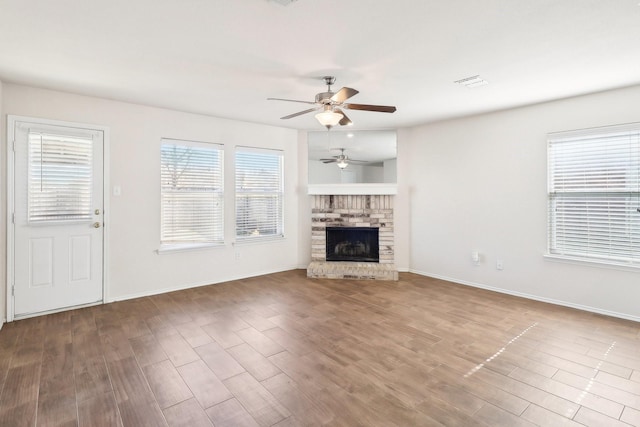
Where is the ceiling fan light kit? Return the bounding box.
[336,159,349,169]
[268,76,396,128]
[315,108,344,127]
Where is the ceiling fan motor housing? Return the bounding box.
[315,92,334,104]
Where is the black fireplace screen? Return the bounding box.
[326,227,379,262]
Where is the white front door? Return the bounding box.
[11,118,104,318]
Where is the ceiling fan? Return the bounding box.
[268,76,397,128]
[320,148,368,169]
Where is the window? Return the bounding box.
[235,147,284,240]
[160,139,223,246]
[547,123,640,266]
[28,132,93,222]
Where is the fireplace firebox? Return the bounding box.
[326,227,379,262]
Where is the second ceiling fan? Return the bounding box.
[268,76,397,128]
[320,148,368,169]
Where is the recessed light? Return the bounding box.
[454,75,489,88]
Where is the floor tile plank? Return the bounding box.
[143,359,193,409]
[236,327,285,357]
[223,372,290,427]
[177,360,233,409]
[205,398,260,427]
[227,343,281,381]
[163,397,213,427]
[573,406,631,427]
[0,270,639,426]
[195,342,246,380]
[77,391,122,427]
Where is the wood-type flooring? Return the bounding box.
[0,270,639,426]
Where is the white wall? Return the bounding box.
[383,158,397,183]
[297,131,312,268]
[1,84,300,321]
[394,131,410,272]
[361,164,384,183]
[0,80,4,325]
[405,84,640,321]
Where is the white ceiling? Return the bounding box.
[1,0,640,131]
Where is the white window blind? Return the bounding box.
[235,148,284,240]
[161,140,224,245]
[548,123,640,265]
[28,132,93,222]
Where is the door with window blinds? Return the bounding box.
[12,120,104,317]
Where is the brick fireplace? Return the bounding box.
[307,194,399,280]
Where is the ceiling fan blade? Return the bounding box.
[330,87,359,103]
[343,103,397,113]
[321,159,337,163]
[267,97,317,105]
[334,108,352,126]
[280,107,319,120]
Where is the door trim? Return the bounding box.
[6,115,110,322]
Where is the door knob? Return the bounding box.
[93,222,101,228]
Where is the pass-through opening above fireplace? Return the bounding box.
[326,227,379,263]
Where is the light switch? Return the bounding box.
[113,185,122,196]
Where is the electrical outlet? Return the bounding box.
[496,259,504,270]
[235,251,241,260]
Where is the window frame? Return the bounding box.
[234,146,285,243]
[159,138,224,252]
[546,122,640,269]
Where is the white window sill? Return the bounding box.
[157,242,224,254]
[543,253,640,272]
[233,235,285,246]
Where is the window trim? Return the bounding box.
[234,146,285,242]
[546,122,640,268]
[159,138,224,251]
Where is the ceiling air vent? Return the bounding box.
[269,0,298,5]
[454,75,489,88]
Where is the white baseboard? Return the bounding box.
[409,269,640,323]
[107,265,301,303]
